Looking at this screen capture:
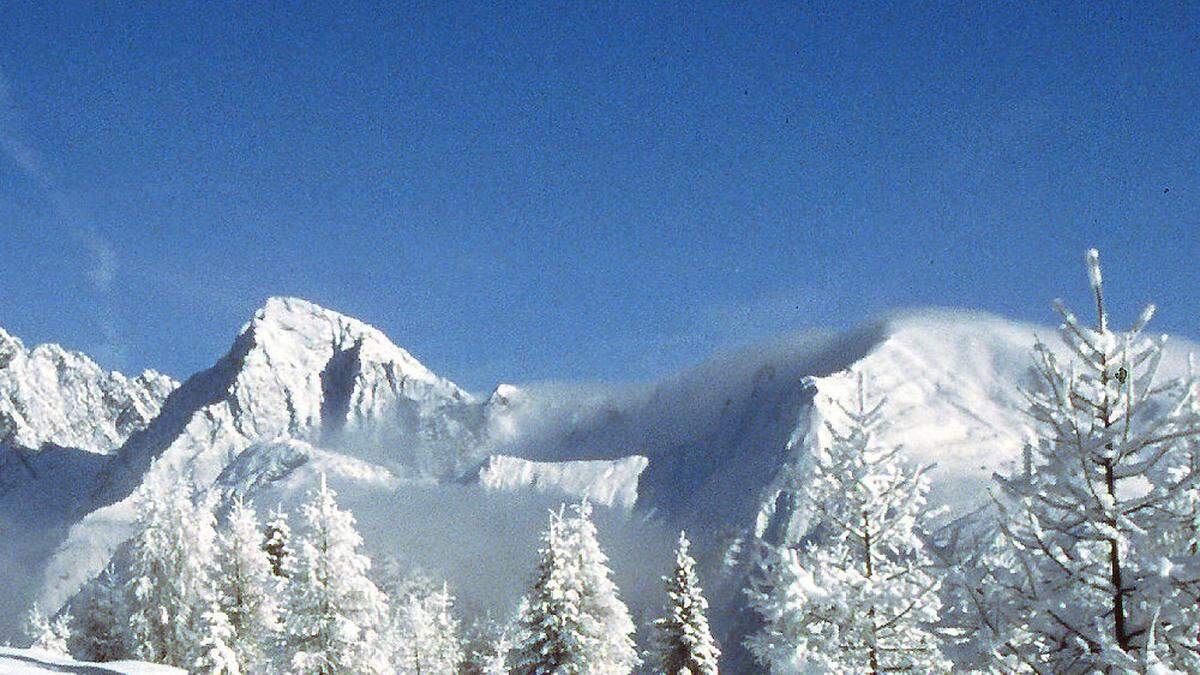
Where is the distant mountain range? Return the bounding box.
[3,297,1193,667]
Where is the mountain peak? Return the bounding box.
[252,296,350,327]
[239,296,450,388]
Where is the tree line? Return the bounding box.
[26,476,719,674]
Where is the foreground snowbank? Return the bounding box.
[0,648,183,674]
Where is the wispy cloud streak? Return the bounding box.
[0,68,126,368]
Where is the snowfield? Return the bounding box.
[0,648,183,674]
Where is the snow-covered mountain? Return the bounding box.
[3,298,1194,660]
[90,296,474,504]
[0,327,175,455]
[43,297,488,617]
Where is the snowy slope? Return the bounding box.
[212,437,401,502]
[0,648,183,674]
[0,328,175,455]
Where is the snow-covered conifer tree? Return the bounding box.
[214,496,280,671]
[653,530,720,675]
[513,501,640,674]
[513,510,578,674]
[389,574,464,674]
[990,249,1200,672]
[746,372,949,674]
[25,603,71,656]
[282,474,391,674]
[74,562,128,662]
[264,504,291,578]
[126,476,221,667]
[194,604,242,675]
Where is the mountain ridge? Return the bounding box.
[2,298,1194,653]
[0,326,176,455]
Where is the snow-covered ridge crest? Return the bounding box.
[478,454,649,509]
[0,326,176,454]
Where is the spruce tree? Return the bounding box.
[282,473,391,674]
[460,616,517,675]
[215,496,280,671]
[654,531,720,675]
[390,574,464,674]
[989,249,1200,672]
[746,373,949,673]
[514,509,581,674]
[514,501,640,674]
[194,603,242,675]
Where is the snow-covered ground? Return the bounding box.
[0,648,183,674]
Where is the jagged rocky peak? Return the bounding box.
[242,297,452,387]
[0,325,176,454]
[0,327,22,366]
[227,296,473,434]
[92,296,477,502]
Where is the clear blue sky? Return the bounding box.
[1,2,1197,391]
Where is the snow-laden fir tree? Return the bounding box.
[126,474,222,667]
[513,501,640,675]
[194,603,242,675]
[73,562,128,662]
[282,473,391,674]
[389,573,464,674]
[566,501,640,674]
[214,496,280,671]
[25,602,71,656]
[513,512,581,675]
[746,372,950,674]
[264,504,291,579]
[989,249,1200,672]
[653,530,720,675]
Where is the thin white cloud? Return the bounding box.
[82,233,117,294]
[0,71,51,186]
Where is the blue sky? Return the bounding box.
[0,2,1197,391]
